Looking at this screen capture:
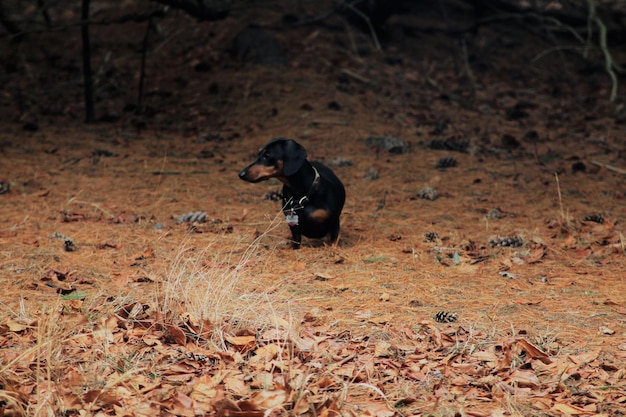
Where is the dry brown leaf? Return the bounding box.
[507,369,540,388]
[142,334,162,346]
[213,398,242,416]
[368,313,395,324]
[250,386,289,409]
[225,335,257,353]
[136,247,155,259]
[254,343,281,362]
[374,341,392,357]
[526,247,546,264]
[359,402,395,416]
[93,319,115,342]
[292,394,311,414]
[269,316,291,329]
[225,375,249,395]
[169,391,196,417]
[550,402,592,415]
[317,399,344,417]
[164,323,187,346]
[83,389,122,407]
[191,383,218,404]
[569,350,600,365]
[471,350,498,363]
[314,272,333,281]
[450,374,470,386]
[516,339,552,364]
[333,363,356,378]
[3,319,29,332]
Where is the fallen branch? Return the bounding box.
[4,10,166,40]
[137,8,155,114]
[591,160,626,176]
[81,0,94,123]
[340,68,372,84]
[336,0,382,52]
[587,0,619,101]
[151,0,229,21]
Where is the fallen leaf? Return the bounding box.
[368,314,395,324]
[224,375,249,395]
[516,339,552,364]
[132,248,154,260]
[507,369,540,388]
[83,389,122,406]
[471,350,498,363]
[569,350,600,365]
[374,341,392,357]
[4,319,29,332]
[164,323,187,345]
[225,335,256,353]
[550,402,591,415]
[170,391,196,417]
[526,247,546,264]
[250,386,289,409]
[253,343,281,361]
[314,272,333,281]
[269,316,290,329]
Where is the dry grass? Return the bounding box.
[153,214,305,349]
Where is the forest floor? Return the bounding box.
[0,2,625,416]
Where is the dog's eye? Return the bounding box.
[261,152,270,161]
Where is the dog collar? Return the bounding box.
[287,166,320,211]
[297,166,320,206]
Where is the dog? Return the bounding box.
[239,138,345,248]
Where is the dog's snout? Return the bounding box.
[238,169,247,180]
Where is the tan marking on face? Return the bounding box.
[310,209,331,223]
[244,165,281,182]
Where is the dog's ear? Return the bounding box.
[282,140,307,176]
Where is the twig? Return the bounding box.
[5,11,165,39]
[151,0,229,21]
[591,160,626,175]
[460,37,476,89]
[339,0,382,53]
[36,0,52,28]
[531,45,586,64]
[584,0,594,58]
[81,0,94,123]
[585,0,619,101]
[554,173,565,222]
[593,20,618,101]
[340,68,371,84]
[137,10,154,114]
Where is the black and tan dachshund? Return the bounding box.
[239,138,345,248]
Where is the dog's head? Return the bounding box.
[239,138,307,183]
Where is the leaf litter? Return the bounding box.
[1,4,626,416]
[2,130,625,416]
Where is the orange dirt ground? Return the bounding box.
[1,3,625,416]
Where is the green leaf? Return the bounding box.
[363,255,386,263]
[61,292,89,300]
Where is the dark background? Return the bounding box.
[1,0,625,135]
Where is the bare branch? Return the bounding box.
[151,0,230,21]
